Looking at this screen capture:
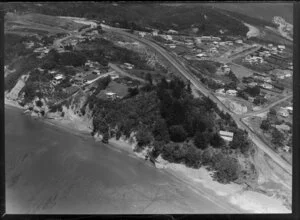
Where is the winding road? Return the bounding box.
[101,25,292,175]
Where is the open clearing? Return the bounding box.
[228,63,254,78]
[5,12,86,35]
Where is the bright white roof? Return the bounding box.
[219,130,234,137]
[221,136,233,141]
[106,92,116,95]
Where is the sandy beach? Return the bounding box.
[4,101,291,213]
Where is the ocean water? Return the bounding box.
[5,106,240,214]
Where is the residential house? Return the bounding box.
[92,70,101,75]
[138,32,146,38]
[49,70,57,74]
[263,77,272,83]
[106,92,117,100]
[167,29,178,34]
[196,53,208,58]
[283,145,290,152]
[109,74,119,80]
[248,82,257,87]
[226,89,237,96]
[24,41,34,49]
[124,63,134,69]
[248,97,255,102]
[235,39,243,44]
[278,45,286,50]
[275,124,290,132]
[278,109,289,117]
[152,30,159,36]
[219,130,234,142]
[162,35,173,41]
[224,67,231,74]
[282,106,293,114]
[261,83,273,89]
[54,74,64,81]
[215,88,225,95]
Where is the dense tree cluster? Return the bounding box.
[244,86,261,97]
[229,130,251,154]
[5,54,40,91]
[4,33,36,63]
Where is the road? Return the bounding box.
[108,63,146,83]
[101,26,292,175]
[240,95,293,118]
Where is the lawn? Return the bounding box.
[228,63,254,78]
[102,80,129,97]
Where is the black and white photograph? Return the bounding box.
[3,2,294,214]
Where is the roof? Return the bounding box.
[54,74,64,80]
[226,89,237,93]
[219,130,234,137]
[275,124,290,131]
[106,92,116,96]
[221,136,233,142]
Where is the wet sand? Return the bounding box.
[5,105,244,214]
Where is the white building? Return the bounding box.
[161,35,173,41]
[278,109,289,117]
[263,77,272,83]
[226,89,237,96]
[219,130,234,142]
[106,92,117,99]
[235,39,243,44]
[152,30,159,36]
[138,32,146,38]
[215,88,225,94]
[282,106,293,114]
[196,53,208,58]
[248,82,257,87]
[54,74,64,80]
[167,29,178,34]
[278,45,286,50]
[261,83,273,89]
[283,145,290,152]
[124,63,134,69]
[92,70,101,75]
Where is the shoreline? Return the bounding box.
[4,100,291,213]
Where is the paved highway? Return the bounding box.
[102,26,292,175]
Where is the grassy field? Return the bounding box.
[97,80,129,99]
[5,12,86,35]
[210,3,293,24]
[228,63,254,79]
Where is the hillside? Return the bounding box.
[209,3,293,24]
[4,3,249,37]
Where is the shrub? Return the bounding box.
[135,129,153,148]
[169,125,188,142]
[35,100,43,107]
[213,157,241,183]
[260,119,271,131]
[194,131,208,149]
[210,133,225,148]
[161,143,188,163]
